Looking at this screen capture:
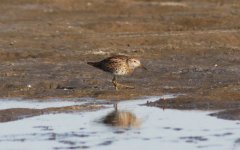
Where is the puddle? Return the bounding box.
[0,99,88,109]
[0,95,240,150]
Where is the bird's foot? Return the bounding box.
[114,85,119,91]
[117,83,135,89]
[112,81,119,91]
[112,77,134,90]
[112,82,134,90]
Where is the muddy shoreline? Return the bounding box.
[0,0,239,120]
[0,104,103,123]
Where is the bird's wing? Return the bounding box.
[99,55,128,72]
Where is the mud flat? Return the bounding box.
[0,0,239,119]
[0,99,104,122]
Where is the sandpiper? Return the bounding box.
[87,55,146,90]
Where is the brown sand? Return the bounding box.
[0,0,239,119]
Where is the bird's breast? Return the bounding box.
[113,67,132,76]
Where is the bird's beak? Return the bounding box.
[141,65,147,70]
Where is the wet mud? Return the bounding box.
[210,109,240,121]
[0,0,239,120]
[0,104,103,123]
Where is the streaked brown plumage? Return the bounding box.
[87,55,146,90]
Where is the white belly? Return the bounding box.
[113,68,129,76]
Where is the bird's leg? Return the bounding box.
[112,76,119,90]
[112,76,134,90]
[116,78,134,89]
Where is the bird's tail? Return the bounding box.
[87,62,99,68]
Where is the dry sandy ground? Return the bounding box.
[0,0,240,119]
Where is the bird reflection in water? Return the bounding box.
[102,103,140,128]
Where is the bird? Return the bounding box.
[87,55,146,90]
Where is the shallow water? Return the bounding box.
[0,99,87,110]
[0,95,240,150]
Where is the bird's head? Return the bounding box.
[127,58,147,70]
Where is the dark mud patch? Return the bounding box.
[210,109,240,121]
[0,104,103,123]
[212,132,233,137]
[98,140,113,146]
[146,94,240,110]
[33,125,54,131]
[146,93,240,120]
[179,136,208,143]
[234,138,240,149]
[163,127,183,131]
